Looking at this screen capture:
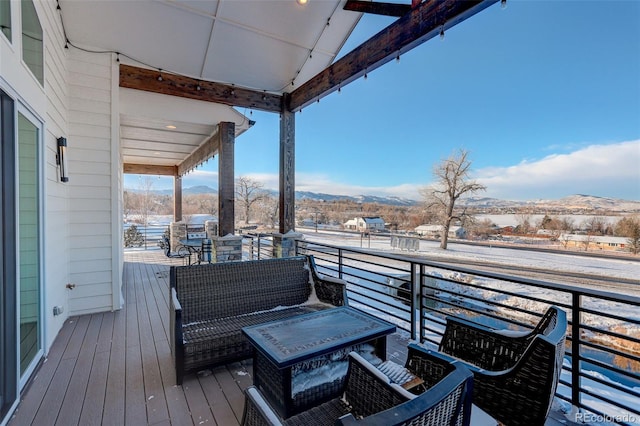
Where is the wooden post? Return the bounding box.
[174,175,182,222]
[218,122,235,236]
[279,104,295,234]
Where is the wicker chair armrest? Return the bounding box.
[170,287,186,384]
[404,343,458,389]
[171,287,182,313]
[339,352,473,426]
[439,316,532,371]
[307,255,348,307]
[344,352,414,419]
[241,386,284,426]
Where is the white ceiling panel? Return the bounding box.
[203,21,311,91]
[58,0,363,172]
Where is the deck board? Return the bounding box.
[7,250,574,426]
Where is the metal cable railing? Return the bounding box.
[268,236,640,425]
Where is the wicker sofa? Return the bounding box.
[170,255,348,384]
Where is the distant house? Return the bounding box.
[558,234,628,251]
[415,224,466,239]
[344,217,385,232]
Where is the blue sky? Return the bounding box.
[126,0,640,201]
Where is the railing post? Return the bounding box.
[572,292,581,408]
[410,262,418,341]
[257,234,261,260]
[338,248,343,279]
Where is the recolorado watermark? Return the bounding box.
[575,412,638,424]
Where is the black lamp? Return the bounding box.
[56,137,69,182]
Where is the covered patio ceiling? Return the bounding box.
[59,0,362,176]
[58,0,498,179]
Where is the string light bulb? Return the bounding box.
[439,25,445,40]
[157,70,163,81]
[297,0,308,5]
[501,0,507,9]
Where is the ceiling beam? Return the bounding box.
[123,164,177,176]
[119,64,283,113]
[177,126,220,177]
[344,0,411,17]
[288,0,498,112]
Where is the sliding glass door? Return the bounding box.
[17,111,41,379]
[0,89,43,423]
[0,89,17,423]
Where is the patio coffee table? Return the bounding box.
[242,306,396,418]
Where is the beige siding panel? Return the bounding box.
[70,186,111,199]
[69,56,111,74]
[70,247,112,262]
[68,235,112,248]
[67,282,112,300]
[71,97,111,116]
[70,259,112,275]
[68,174,111,188]
[70,161,110,175]
[69,211,111,224]
[68,271,114,287]
[69,136,111,153]
[68,71,111,91]
[69,85,111,103]
[69,122,111,139]
[67,48,116,315]
[69,198,111,211]
[69,224,111,237]
[68,295,114,316]
[37,0,72,349]
[71,110,111,128]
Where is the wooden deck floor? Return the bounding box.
[8,250,573,426]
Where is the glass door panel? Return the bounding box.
[1,89,17,425]
[17,112,40,376]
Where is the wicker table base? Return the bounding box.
[242,307,396,419]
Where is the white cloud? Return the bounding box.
[129,140,640,202]
[296,173,422,200]
[475,140,640,200]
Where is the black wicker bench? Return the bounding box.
[170,255,348,384]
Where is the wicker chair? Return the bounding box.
[161,236,190,262]
[241,350,473,426]
[438,306,567,426]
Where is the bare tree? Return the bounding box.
[235,176,268,224]
[615,216,640,254]
[420,149,486,249]
[515,212,533,235]
[256,194,279,229]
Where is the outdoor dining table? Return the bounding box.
[179,238,211,264]
[242,306,396,418]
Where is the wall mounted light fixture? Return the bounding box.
[56,137,69,182]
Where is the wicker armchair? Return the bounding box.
[161,236,190,261]
[242,350,473,426]
[438,306,567,426]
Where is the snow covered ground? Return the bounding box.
[299,229,640,282]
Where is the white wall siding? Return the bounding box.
[67,50,118,315]
[40,0,71,351]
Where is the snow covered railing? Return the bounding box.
[298,238,640,426]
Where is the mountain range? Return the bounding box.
[125,186,640,212]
